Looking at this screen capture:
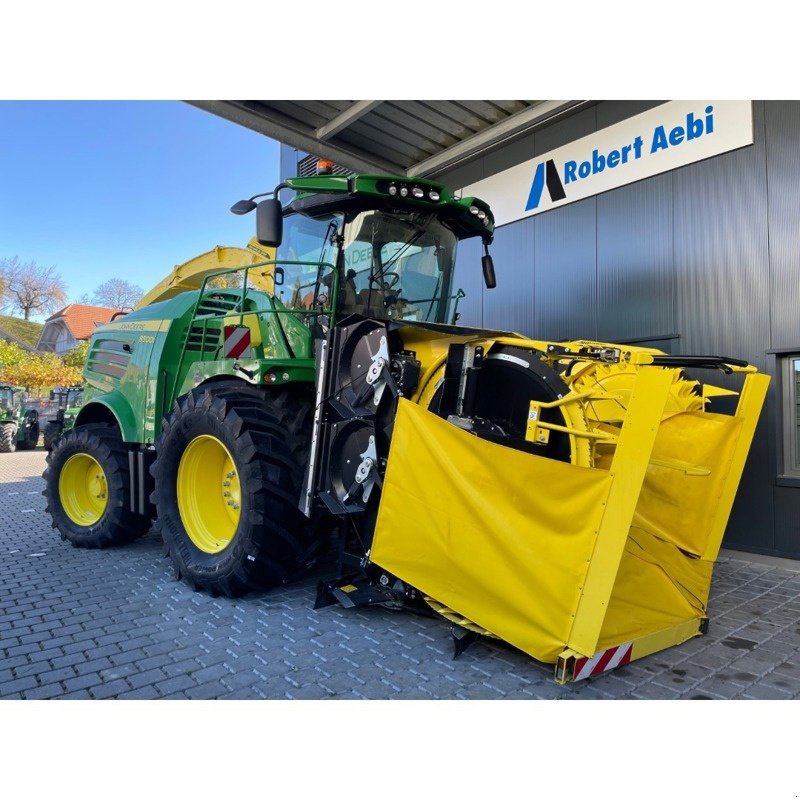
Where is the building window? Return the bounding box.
[780,354,800,478]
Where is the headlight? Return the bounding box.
[399,187,408,197]
[411,187,424,199]
[428,190,440,201]
[388,184,397,196]
[469,206,480,215]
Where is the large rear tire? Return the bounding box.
[0,423,16,453]
[151,386,314,597]
[43,424,152,547]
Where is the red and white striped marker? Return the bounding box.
[223,325,252,359]
[572,642,633,681]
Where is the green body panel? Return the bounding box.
[78,283,316,444]
[176,358,315,399]
[286,173,495,238]
[287,175,351,195]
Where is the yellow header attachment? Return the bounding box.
[369,340,769,683]
[134,238,276,309]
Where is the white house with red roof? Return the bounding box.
[36,304,123,354]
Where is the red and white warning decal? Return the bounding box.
[223,325,252,359]
[573,642,633,681]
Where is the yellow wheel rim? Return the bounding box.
[59,453,108,526]
[177,435,241,554]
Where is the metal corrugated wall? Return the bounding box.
[765,102,800,555]
[448,100,800,558]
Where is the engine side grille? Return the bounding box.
[87,339,132,379]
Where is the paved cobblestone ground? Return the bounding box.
[2,449,800,700]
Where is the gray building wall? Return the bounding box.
[447,100,800,558]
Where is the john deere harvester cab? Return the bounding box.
[43,385,84,452]
[0,385,39,453]
[228,171,496,328]
[43,167,769,682]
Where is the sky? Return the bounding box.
[0,101,280,315]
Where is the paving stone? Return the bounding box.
[692,677,746,699]
[630,682,681,700]
[63,674,101,693]
[109,649,149,667]
[126,668,169,690]
[741,683,794,699]
[757,670,800,693]
[219,687,262,700]
[182,681,227,699]
[117,686,162,700]
[0,676,39,696]
[6,642,43,658]
[89,679,132,699]
[155,674,197,695]
[285,684,335,700]
[74,657,113,676]
[22,683,65,699]
[190,663,231,684]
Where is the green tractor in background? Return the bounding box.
[43,386,85,452]
[0,385,40,452]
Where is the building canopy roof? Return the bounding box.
[190,100,588,178]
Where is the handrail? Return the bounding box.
[168,259,338,409]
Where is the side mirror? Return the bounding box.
[482,253,496,289]
[274,266,284,286]
[230,199,257,215]
[256,199,283,247]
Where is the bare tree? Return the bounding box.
[92,278,144,310]
[0,257,67,320]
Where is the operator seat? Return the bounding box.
[338,270,367,316]
[357,288,389,317]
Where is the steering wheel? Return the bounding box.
[369,270,400,289]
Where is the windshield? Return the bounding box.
[67,389,84,407]
[274,212,341,312]
[340,210,458,323]
[0,388,16,411]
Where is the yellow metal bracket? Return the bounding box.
[525,403,551,445]
[566,367,676,657]
[556,617,706,684]
[700,372,770,561]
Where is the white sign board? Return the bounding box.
[460,101,754,226]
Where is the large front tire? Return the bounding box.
[151,387,314,597]
[43,424,152,547]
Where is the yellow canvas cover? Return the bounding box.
[596,410,744,650]
[370,399,613,662]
